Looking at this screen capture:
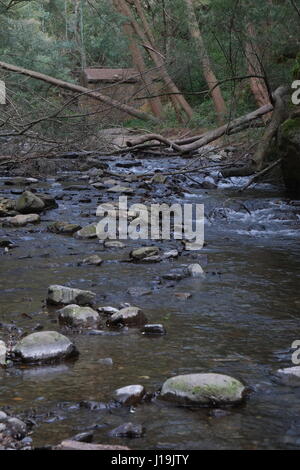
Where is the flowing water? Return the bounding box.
[0,155,299,450]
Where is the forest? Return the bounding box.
[0,0,299,454]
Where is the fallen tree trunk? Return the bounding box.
[0,61,160,124]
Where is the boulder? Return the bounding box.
[12,331,78,363]
[130,246,160,260]
[108,306,147,327]
[48,221,81,234]
[275,366,300,386]
[38,193,58,210]
[47,285,96,306]
[113,384,146,406]
[58,304,100,328]
[16,191,45,214]
[2,214,40,227]
[74,223,98,239]
[187,264,205,277]
[160,373,246,406]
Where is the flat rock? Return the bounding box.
[141,324,166,336]
[127,287,152,297]
[2,214,40,227]
[107,185,134,194]
[47,285,96,306]
[104,240,125,248]
[108,306,147,327]
[16,191,45,214]
[97,306,119,315]
[108,422,144,438]
[12,331,78,363]
[81,255,103,266]
[48,221,81,234]
[160,373,246,406]
[113,384,146,406]
[130,246,160,260]
[58,304,100,328]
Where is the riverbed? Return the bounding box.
[0,153,300,450]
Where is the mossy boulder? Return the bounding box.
[160,373,246,407]
[279,117,300,195]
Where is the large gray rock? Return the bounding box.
[2,213,40,227]
[130,246,160,260]
[113,384,146,406]
[275,366,300,386]
[160,373,246,406]
[16,191,45,214]
[58,304,100,328]
[12,331,78,363]
[47,285,96,306]
[108,306,147,327]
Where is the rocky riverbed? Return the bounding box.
[0,147,300,450]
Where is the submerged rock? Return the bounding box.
[108,423,144,438]
[16,191,45,214]
[58,304,100,328]
[130,246,160,260]
[113,384,146,406]
[12,331,78,363]
[160,373,246,407]
[108,306,147,327]
[2,214,40,227]
[81,255,103,266]
[48,221,81,234]
[47,285,96,306]
[275,366,300,386]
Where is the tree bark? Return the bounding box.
[184,0,227,124]
[0,60,160,123]
[112,0,162,118]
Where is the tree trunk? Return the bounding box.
[0,61,160,123]
[112,0,163,118]
[245,23,271,120]
[184,0,227,124]
[118,0,194,120]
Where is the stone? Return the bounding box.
[162,269,187,281]
[113,385,146,406]
[16,191,45,214]
[98,306,119,315]
[160,373,246,407]
[108,306,147,327]
[0,412,8,422]
[141,324,166,336]
[38,193,58,209]
[72,432,94,443]
[130,246,160,260]
[98,357,113,366]
[6,418,27,439]
[187,263,205,277]
[56,440,130,450]
[162,250,179,259]
[0,197,16,217]
[0,340,7,365]
[175,292,192,300]
[81,255,103,266]
[74,223,98,239]
[104,241,125,249]
[275,366,300,386]
[58,304,100,328]
[48,221,81,234]
[47,285,96,306]
[151,173,167,184]
[127,287,152,297]
[107,185,134,195]
[2,214,40,227]
[108,423,144,438]
[12,331,78,363]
